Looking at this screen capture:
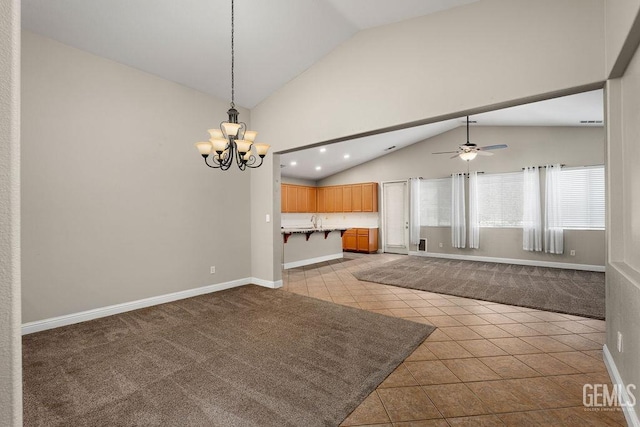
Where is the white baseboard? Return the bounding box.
[603,345,640,427]
[408,251,605,272]
[250,277,283,289]
[283,253,343,269]
[22,277,281,335]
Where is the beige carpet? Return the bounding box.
[353,256,605,319]
[23,285,434,426]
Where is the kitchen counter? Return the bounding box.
[281,227,347,243]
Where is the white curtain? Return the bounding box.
[409,178,421,248]
[451,173,466,248]
[545,164,564,254]
[468,171,479,249]
[523,166,542,251]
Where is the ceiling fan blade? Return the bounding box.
[476,151,494,156]
[478,144,508,151]
[450,154,461,159]
[432,151,459,154]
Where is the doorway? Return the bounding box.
[382,181,409,254]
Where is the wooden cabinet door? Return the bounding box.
[369,228,379,252]
[325,187,336,213]
[362,182,378,212]
[317,187,326,212]
[296,186,308,212]
[286,185,298,212]
[342,185,352,212]
[342,229,357,251]
[281,184,288,213]
[334,186,344,212]
[356,228,369,252]
[352,184,363,212]
[308,187,317,212]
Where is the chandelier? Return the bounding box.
[194,0,269,170]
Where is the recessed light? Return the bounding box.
[290,161,297,166]
[344,154,350,159]
[319,148,327,153]
[315,166,322,171]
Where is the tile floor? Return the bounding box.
[282,253,627,427]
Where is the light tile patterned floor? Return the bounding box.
[282,253,627,427]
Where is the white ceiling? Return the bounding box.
[22,0,478,108]
[22,1,604,181]
[280,90,604,180]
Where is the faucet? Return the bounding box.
[310,215,317,229]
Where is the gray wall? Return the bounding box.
[318,126,605,266]
[605,0,640,76]
[250,0,606,284]
[423,228,604,266]
[606,37,640,418]
[0,0,22,424]
[21,32,252,323]
[281,176,317,187]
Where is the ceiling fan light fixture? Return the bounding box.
[459,151,478,161]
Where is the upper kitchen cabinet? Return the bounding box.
[281,182,378,213]
[342,185,352,212]
[281,184,311,213]
[351,184,363,212]
[362,182,378,212]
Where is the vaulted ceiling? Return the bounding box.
[23,1,604,181]
[22,0,478,108]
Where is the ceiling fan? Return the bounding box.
[433,116,507,161]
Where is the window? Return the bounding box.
[477,172,524,227]
[420,178,451,226]
[557,166,605,229]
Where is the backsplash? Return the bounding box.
[281,212,379,229]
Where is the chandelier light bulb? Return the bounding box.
[208,129,224,139]
[195,142,213,156]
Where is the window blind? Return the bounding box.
[420,178,451,226]
[477,172,524,227]
[557,166,605,229]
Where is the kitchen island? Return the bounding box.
[281,227,347,269]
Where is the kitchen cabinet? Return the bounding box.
[343,228,378,253]
[325,187,336,212]
[352,185,363,212]
[362,182,378,212]
[335,186,344,212]
[281,182,378,213]
[308,187,317,212]
[317,187,325,212]
[296,186,308,212]
[342,186,352,212]
[281,185,287,212]
[342,229,357,251]
[286,185,298,212]
[281,184,312,213]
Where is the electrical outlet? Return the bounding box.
[439,242,443,248]
[210,266,216,274]
[617,331,623,352]
[570,250,576,256]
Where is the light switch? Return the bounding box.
[266,214,270,223]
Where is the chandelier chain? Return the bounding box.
[230,0,235,108]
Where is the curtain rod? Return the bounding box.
[454,172,485,177]
[521,164,566,170]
